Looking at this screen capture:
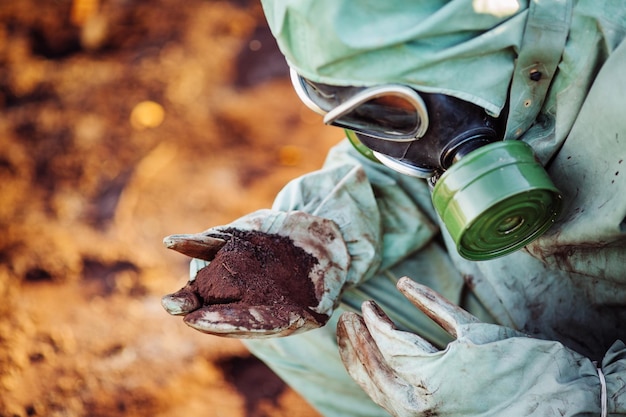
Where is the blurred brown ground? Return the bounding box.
[0,0,344,416]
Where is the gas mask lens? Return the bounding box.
[323,88,429,141]
[290,68,428,141]
[290,68,562,261]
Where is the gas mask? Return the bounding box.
[290,68,562,261]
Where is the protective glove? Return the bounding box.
[337,276,605,417]
[161,209,350,338]
[161,143,440,339]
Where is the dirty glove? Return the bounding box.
[161,209,350,337]
[337,276,610,417]
[161,143,438,338]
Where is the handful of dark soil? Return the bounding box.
[189,230,326,322]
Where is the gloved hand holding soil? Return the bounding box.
[161,210,350,338]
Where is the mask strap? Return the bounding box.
[597,366,608,417]
[504,0,573,140]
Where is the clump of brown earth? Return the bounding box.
[188,230,328,330]
[193,230,319,309]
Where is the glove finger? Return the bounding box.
[397,276,480,339]
[163,232,229,261]
[337,312,427,415]
[161,285,202,315]
[182,304,326,338]
[362,300,438,363]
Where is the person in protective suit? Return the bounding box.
[162,1,626,416]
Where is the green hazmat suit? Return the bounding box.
[188,1,626,415]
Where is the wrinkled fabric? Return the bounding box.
[262,0,626,164]
[269,155,438,285]
[178,2,626,416]
[520,0,626,163]
[243,38,626,415]
[262,0,528,115]
[444,35,626,362]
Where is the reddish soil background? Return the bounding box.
[0,0,343,416]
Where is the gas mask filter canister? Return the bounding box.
[430,140,561,260]
[290,69,562,261]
